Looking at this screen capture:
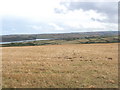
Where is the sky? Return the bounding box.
[0,0,118,35]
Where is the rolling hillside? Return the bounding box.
[1,31,119,42]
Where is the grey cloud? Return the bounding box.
[59,2,118,23]
[54,8,63,13]
[91,18,106,22]
[54,8,65,14]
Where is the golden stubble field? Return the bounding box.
[2,43,118,88]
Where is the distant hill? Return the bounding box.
[0,31,119,42]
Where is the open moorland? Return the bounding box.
[2,43,118,88]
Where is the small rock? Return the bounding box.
[75,81,79,83]
[108,80,115,84]
[88,85,95,88]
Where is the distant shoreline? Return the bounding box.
[0,38,51,44]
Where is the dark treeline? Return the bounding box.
[0,31,119,42]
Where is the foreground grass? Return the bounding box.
[2,43,118,88]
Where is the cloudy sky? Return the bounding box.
[0,0,118,35]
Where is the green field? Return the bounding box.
[1,35,119,47]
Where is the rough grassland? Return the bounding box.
[2,43,118,88]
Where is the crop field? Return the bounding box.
[2,43,118,88]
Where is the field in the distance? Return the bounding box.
[2,43,118,88]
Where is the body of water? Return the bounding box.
[0,39,51,44]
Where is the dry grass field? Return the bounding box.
[2,43,118,88]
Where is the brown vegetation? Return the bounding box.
[2,43,118,88]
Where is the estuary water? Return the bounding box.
[0,39,51,44]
